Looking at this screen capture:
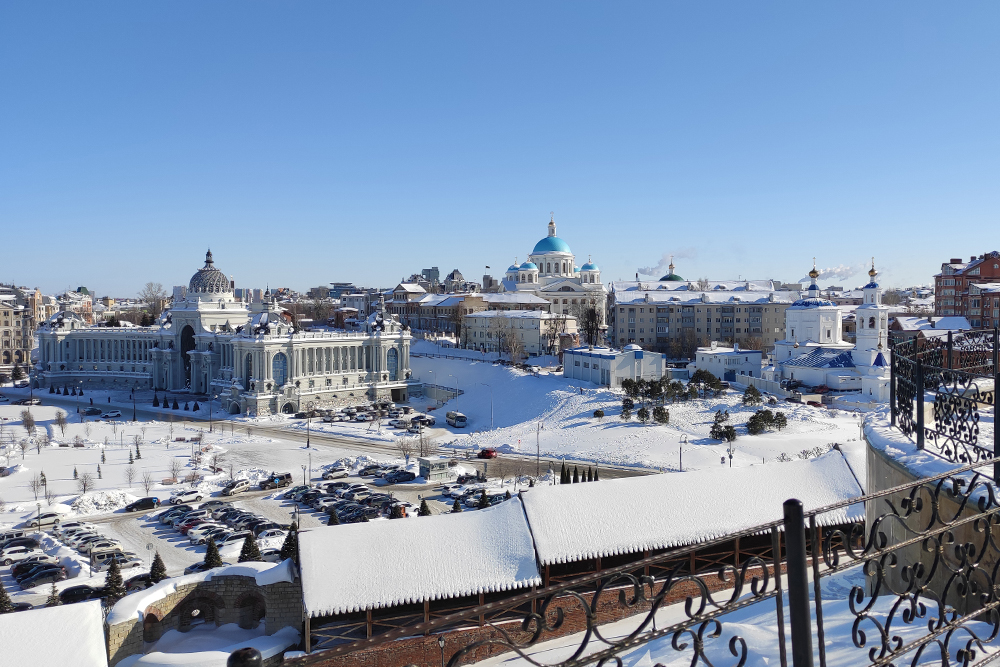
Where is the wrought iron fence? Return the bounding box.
[890,328,998,477]
[287,457,1000,667]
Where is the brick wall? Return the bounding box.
[107,575,303,666]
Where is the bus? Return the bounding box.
[446,411,468,428]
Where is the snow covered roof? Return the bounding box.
[520,451,864,565]
[0,599,108,666]
[467,310,569,320]
[783,348,856,369]
[611,280,778,293]
[395,283,426,294]
[612,290,792,306]
[892,316,971,332]
[299,497,541,617]
[481,293,550,305]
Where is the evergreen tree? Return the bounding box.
[73,467,78,480]
[172,399,179,410]
[49,385,55,394]
[743,384,763,407]
[477,490,489,509]
[637,406,650,424]
[152,394,159,407]
[529,478,535,487]
[620,397,633,420]
[184,402,190,411]
[204,538,224,569]
[149,552,168,583]
[11,364,24,381]
[587,467,593,482]
[128,451,134,465]
[238,534,262,563]
[504,489,511,500]
[97,465,102,479]
[774,412,788,431]
[0,582,13,613]
[46,583,61,607]
[451,499,462,513]
[327,511,340,525]
[192,402,200,411]
[78,387,83,396]
[101,449,106,464]
[559,461,567,484]
[418,499,431,516]
[104,558,126,605]
[572,466,579,484]
[279,522,298,563]
[594,466,600,482]
[135,444,141,460]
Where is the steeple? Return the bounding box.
[868,258,877,281]
[806,258,820,295]
[204,249,215,268]
[547,213,556,238]
[668,255,675,275]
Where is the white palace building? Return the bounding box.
[35,251,416,415]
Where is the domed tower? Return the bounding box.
[580,256,600,284]
[853,259,890,367]
[659,257,684,282]
[528,214,575,276]
[188,250,235,300]
[518,260,539,284]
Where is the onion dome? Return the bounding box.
[532,214,572,254]
[581,261,599,271]
[519,262,538,270]
[188,250,232,295]
[864,259,879,289]
[659,257,683,281]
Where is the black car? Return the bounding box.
[83,407,102,416]
[386,471,417,483]
[259,472,293,490]
[20,568,67,590]
[0,537,40,552]
[125,572,160,592]
[11,602,32,612]
[14,563,64,583]
[59,585,104,604]
[11,559,58,579]
[125,497,161,512]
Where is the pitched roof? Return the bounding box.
[783,348,856,368]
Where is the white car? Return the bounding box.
[322,467,349,480]
[388,419,409,429]
[221,479,251,496]
[92,552,142,572]
[1,546,44,565]
[64,531,102,548]
[101,410,122,419]
[56,522,95,537]
[26,512,63,529]
[439,483,463,498]
[170,489,204,504]
[80,539,123,555]
[256,528,286,540]
[188,524,226,543]
[354,413,372,422]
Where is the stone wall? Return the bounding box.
[107,575,302,666]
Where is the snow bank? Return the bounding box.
[72,490,140,515]
[116,626,299,666]
[107,560,295,626]
[0,599,108,666]
[521,451,865,566]
[299,497,541,617]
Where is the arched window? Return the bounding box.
[546,263,551,273]
[272,352,288,386]
[387,348,399,381]
[868,317,876,329]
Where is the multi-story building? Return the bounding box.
[462,310,578,357]
[607,265,796,357]
[35,251,416,414]
[388,286,549,335]
[934,251,1000,325]
[0,292,32,376]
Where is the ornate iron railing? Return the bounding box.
[890,328,998,477]
[286,457,1000,667]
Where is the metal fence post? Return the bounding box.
[783,499,814,667]
[994,328,999,480]
[915,358,924,450]
[947,330,954,370]
[889,343,896,427]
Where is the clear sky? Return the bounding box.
[2,2,998,296]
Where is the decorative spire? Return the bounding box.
[204,249,214,267]
[869,257,877,279]
[668,255,675,275]
[808,257,819,281]
[547,212,556,238]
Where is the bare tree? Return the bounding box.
[54,411,68,437]
[487,316,511,360]
[141,471,154,494]
[77,472,95,495]
[245,426,253,439]
[29,474,43,500]
[34,432,48,454]
[493,457,508,485]
[18,439,29,460]
[45,487,56,506]
[741,337,765,351]
[542,314,568,355]
[19,410,35,436]
[140,426,147,441]
[696,278,711,291]
[84,423,92,439]
[123,465,136,487]
[138,282,168,318]
[132,434,142,448]
[395,437,415,461]
[169,458,183,482]
[184,471,202,486]
[579,307,603,347]
[228,463,235,481]
[209,451,225,473]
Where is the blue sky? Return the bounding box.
[2,3,998,296]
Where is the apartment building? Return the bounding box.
[934,251,1000,326]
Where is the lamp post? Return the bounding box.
[301,464,307,487]
[306,412,311,449]
[132,393,137,422]
[209,393,218,433]
[679,434,688,472]
[479,383,493,430]
[448,374,460,396]
[536,422,543,477]
[438,635,446,667]
[35,503,40,536]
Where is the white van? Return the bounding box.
[222,479,252,496]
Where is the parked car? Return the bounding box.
[215,531,252,547]
[321,467,349,480]
[259,548,282,563]
[15,563,65,584]
[80,539,123,555]
[256,528,286,540]
[280,485,309,499]
[101,410,122,419]
[477,448,498,459]
[222,479,251,496]
[20,568,67,590]
[11,556,61,578]
[158,506,193,523]
[126,573,157,592]
[385,470,417,484]
[439,483,463,497]
[183,562,217,575]
[59,585,104,604]
[125,497,161,512]
[83,406,102,415]
[1,546,44,565]
[259,472,294,490]
[358,465,382,477]
[26,512,63,529]
[201,500,227,509]
[93,552,142,572]
[188,524,226,544]
[64,532,102,548]
[0,536,40,552]
[170,489,204,504]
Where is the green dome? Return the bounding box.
[660,272,684,282]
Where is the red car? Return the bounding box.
[178,518,212,535]
[477,448,498,459]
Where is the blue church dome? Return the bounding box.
[520,262,538,270]
[581,262,598,271]
[532,236,572,254]
[507,264,520,273]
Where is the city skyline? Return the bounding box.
[3,3,999,293]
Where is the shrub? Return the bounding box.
[742,385,763,407]
[593,409,604,422]
[637,407,649,424]
[621,397,633,421]
[653,406,669,424]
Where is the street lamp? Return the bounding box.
[35,503,40,536]
[535,422,543,477]
[306,411,311,449]
[209,393,219,433]
[438,635,446,667]
[448,374,460,396]
[479,383,493,430]
[679,434,688,471]
[301,464,307,487]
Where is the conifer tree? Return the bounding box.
[149,552,168,583]
[477,490,489,509]
[101,449,106,464]
[193,402,200,411]
[172,399,180,410]
[97,465,102,479]
[594,466,600,482]
[559,461,567,484]
[279,522,298,563]
[587,467,593,482]
[0,582,13,613]
[238,534,262,563]
[152,394,159,407]
[504,489,511,500]
[104,558,126,605]
[572,466,579,484]
[46,583,61,607]
[452,499,462,513]
[327,511,340,526]
[128,450,134,465]
[73,467,78,480]
[418,499,431,516]
[135,444,141,460]
[204,538,224,569]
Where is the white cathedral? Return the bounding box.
[762,260,890,402]
[35,251,416,416]
[500,215,607,319]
